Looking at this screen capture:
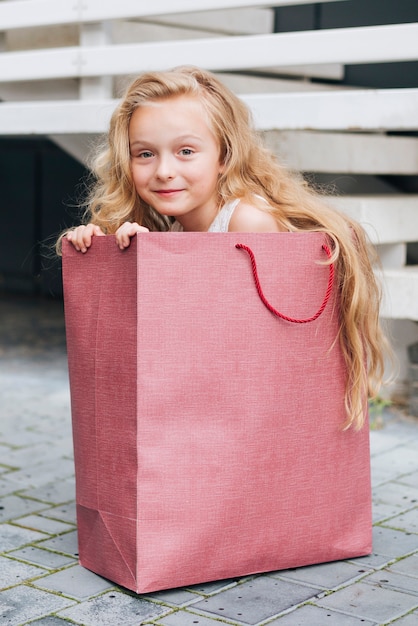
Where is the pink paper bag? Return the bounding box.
[62,232,371,594]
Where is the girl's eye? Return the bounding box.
[138,151,154,159]
[180,148,194,156]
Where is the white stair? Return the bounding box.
[332,196,418,246]
[1,22,416,82]
[264,131,418,174]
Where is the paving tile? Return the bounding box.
[145,588,201,606]
[272,560,369,590]
[0,476,19,497]
[41,502,77,524]
[0,494,48,522]
[20,480,75,505]
[372,482,418,510]
[372,526,418,555]
[8,546,76,569]
[266,604,377,625]
[370,466,396,488]
[371,455,418,488]
[372,447,418,480]
[191,576,318,625]
[5,458,74,489]
[0,442,70,469]
[22,618,75,626]
[364,570,418,596]
[373,501,403,523]
[0,555,47,588]
[0,429,49,448]
[350,526,418,568]
[390,611,418,625]
[12,513,75,535]
[58,590,167,625]
[318,581,418,622]
[154,610,232,625]
[0,584,74,626]
[0,523,48,551]
[34,564,115,600]
[186,578,238,595]
[397,471,418,489]
[372,415,418,441]
[389,554,418,577]
[381,508,418,534]
[370,432,408,455]
[37,530,78,557]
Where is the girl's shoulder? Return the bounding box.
[228,199,283,233]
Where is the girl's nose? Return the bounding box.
[156,154,175,180]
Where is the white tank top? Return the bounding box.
[207,199,241,232]
[171,199,241,232]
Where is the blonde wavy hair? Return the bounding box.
[63,65,390,429]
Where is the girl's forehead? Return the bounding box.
[136,94,204,114]
[131,95,215,133]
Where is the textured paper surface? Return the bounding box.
[63,233,372,593]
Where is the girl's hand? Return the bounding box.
[115,222,149,249]
[66,224,105,253]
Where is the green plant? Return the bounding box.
[368,396,391,429]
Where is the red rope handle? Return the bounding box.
[235,243,334,323]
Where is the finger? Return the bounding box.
[69,228,87,252]
[115,222,143,249]
[77,227,92,253]
[118,227,135,249]
[66,227,85,252]
[67,225,104,253]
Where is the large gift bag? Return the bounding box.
[62,232,372,594]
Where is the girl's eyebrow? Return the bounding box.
[130,134,203,148]
[129,140,149,148]
[175,134,203,143]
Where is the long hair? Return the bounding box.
[66,65,389,429]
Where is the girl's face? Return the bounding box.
[128,95,224,231]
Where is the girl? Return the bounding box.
[63,65,389,429]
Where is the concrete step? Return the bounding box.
[0,22,417,82]
[332,195,418,245]
[381,266,418,320]
[246,88,418,131]
[264,131,418,175]
[0,0,361,31]
[1,88,417,137]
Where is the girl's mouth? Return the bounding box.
[155,189,183,194]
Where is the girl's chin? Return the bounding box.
[153,205,189,218]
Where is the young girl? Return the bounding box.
[63,65,389,429]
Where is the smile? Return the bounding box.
[154,189,184,195]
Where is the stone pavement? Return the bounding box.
[0,293,417,626]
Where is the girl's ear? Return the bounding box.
[218,155,227,175]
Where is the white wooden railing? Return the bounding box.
[0,0,344,29]
[1,22,417,82]
[1,87,418,135]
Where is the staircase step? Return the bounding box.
[246,88,418,131]
[1,88,418,135]
[264,131,418,175]
[0,0,364,31]
[381,267,418,320]
[0,23,417,82]
[332,196,418,245]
